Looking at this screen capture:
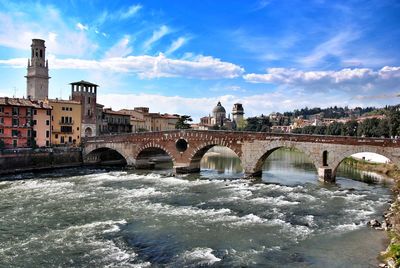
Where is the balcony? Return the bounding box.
[59,120,74,125]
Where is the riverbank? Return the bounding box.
[343,157,400,267]
[0,147,82,178]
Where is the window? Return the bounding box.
[46,120,50,126]
[33,120,37,125]
[52,116,54,121]
[33,130,37,138]
[46,110,51,116]
[27,130,31,137]
[62,107,65,111]
[40,49,43,58]
[88,97,91,104]
[323,151,328,166]
[61,136,65,143]
[12,107,19,115]
[68,136,72,143]
[0,129,3,134]
[46,130,50,138]
[70,107,72,111]
[87,109,91,116]
[0,118,3,124]
[61,116,65,124]
[12,130,19,137]
[61,126,72,133]
[12,118,19,126]
[55,134,58,139]
[13,139,17,148]
[46,140,50,147]
[77,127,79,131]
[0,107,4,113]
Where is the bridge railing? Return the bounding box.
[83,129,400,147]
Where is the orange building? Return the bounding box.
[0,97,52,148]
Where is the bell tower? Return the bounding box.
[25,39,50,100]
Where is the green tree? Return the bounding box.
[244,116,271,132]
[326,122,343,136]
[175,115,193,129]
[342,120,358,136]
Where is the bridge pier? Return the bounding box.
[318,167,335,183]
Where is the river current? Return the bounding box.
[0,148,392,267]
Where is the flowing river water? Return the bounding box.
[0,148,393,267]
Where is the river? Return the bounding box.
[0,148,392,267]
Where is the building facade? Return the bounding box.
[101,108,132,134]
[120,107,179,132]
[25,39,50,100]
[49,99,82,145]
[32,101,52,147]
[70,80,98,137]
[0,97,51,148]
[197,101,243,130]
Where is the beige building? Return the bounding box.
[49,99,82,145]
[101,108,132,134]
[120,107,179,132]
[32,100,52,147]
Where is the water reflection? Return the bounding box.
[200,146,243,175]
[200,146,393,186]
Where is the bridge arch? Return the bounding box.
[134,143,177,168]
[243,141,321,177]
[188,141,242,172]
[331,147,398,178]
[84,146,128,165]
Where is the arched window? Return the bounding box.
[323,150,328,166]
[40,49,43,58]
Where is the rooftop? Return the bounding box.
[70,80,99,87]
[0,97,52,109]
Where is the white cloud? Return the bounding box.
[76,22,88,31]
[0,53,244,79]
[0,6,97,57]
[297,30,360,67]
[104,36,133,58]
[120,4,142,19]
[243,66,400,94]
[143,25,170,52]
[165,37,188,55]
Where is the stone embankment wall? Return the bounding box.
[0,147,82,176]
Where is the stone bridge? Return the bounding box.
[83,130,400,182]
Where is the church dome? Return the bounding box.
[212,101,226,113]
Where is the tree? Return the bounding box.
[326,122,343,136]
[175,115,193,129]
[244,116,271,132]
[342,120,358,136]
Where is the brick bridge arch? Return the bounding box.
[83,130,400,182]
[244,140,322,176]
[186,140,243,172]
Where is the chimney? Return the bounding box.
[5,97,9,105]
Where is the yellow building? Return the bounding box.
[49,99,82,145]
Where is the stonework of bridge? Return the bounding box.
[83,130,400,182]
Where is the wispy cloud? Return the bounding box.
[0,5,97,57]
[76,22,88,31]
[297,30,361,67]
[120,4,142,19]
[165,37,188,55]
[143,25,170,52]
[104,36,133,58]
[0,53,244,79]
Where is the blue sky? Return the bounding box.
[0,0,399,120]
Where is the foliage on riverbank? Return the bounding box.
[343,157,400,267]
